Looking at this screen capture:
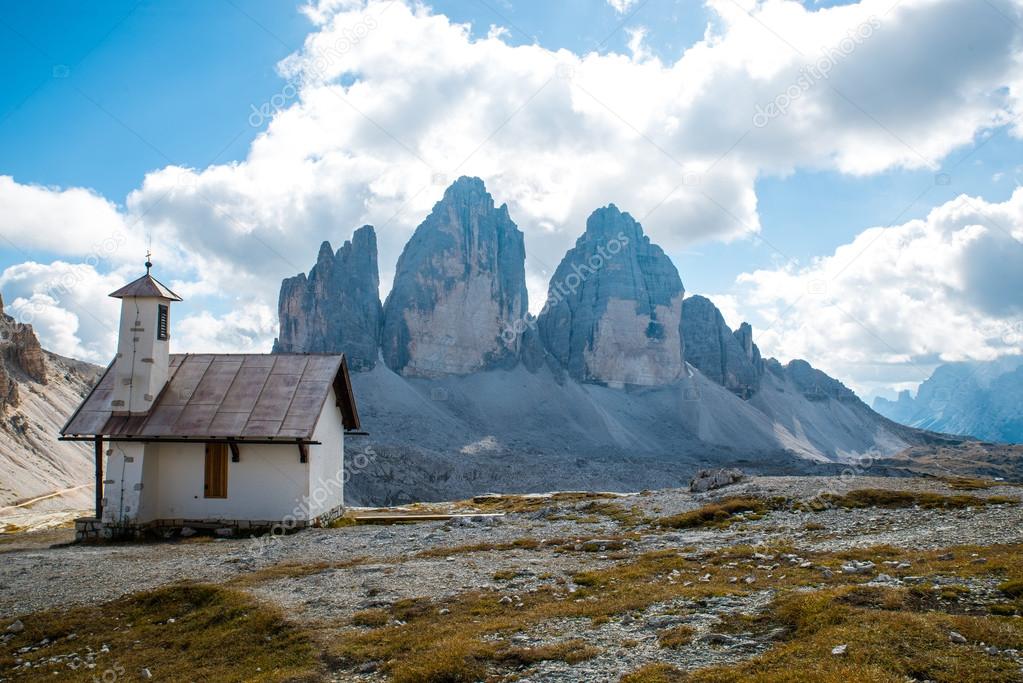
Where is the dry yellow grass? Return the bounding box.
[655,497,770,529]
[658,624,696,649]
[682,588,1023,683]
[811,488,1016,511]
[0,584,322,682]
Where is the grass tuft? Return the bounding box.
[658,624,697,649]
[0,583,321,682]
[656,497,768,529]
[812,489,1016,511]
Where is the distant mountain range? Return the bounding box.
[873,357,1023,444]
[274,177,958,504]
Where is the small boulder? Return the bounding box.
[689,468,745,493]
[6,620,24,634]
[841,560,875,575]
[949,631,967,644]
[831,644,848,656]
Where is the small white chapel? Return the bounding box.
[60,259,361,539]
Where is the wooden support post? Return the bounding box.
[229,441,240,462]
[298,442,309,463]
[94,437,104,519]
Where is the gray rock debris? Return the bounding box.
[690,468,745,493]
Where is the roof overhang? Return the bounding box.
[59,436,322,445]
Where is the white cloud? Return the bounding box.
[733,189,1023,397]
[0,176,142,261]
[126,0,1023,306]
[175,303,277,354]
[0,261,126,362]
[1,0,1022,388]
[607,0,640,14]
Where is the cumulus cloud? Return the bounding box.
[0,176,142,261]
[732,189,1023,397]
[1,0,1022,395]
[174,303,277,354]
[0,261,126,362]
[127,0,1023,306]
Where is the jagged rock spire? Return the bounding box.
[380,177,534,377]
[274,225,382,370]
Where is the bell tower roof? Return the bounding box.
[108,256,182,301]
[108,274,182,301]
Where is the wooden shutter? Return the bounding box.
[204,443,228,498]
[157,304,169,341]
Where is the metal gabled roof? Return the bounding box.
[60,353,361,440]
[108,274,182,301]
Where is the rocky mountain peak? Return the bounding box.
[584,204,636,238]
[381,177,532,377]
[681,296,763,398]
[537,205,685,386]
[274,225,382,370]
[774,358,857,401]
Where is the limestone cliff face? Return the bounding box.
[0,294,48,409]
[537,205,685,386]
[274,225,382,370]
[681,295,763,398]
[381,177,532,377]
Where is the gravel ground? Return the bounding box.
[2,475,1023,681]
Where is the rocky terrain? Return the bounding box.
[2,475,1023,681]
[276,177,972,505]
[874,356,1023,444]
[0,296,102,513]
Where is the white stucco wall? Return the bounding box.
[101,442,147,525]
[307,387,346,518]
[139,441,310,523]
[111,297,171,414]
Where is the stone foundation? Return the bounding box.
[75,507,346,543]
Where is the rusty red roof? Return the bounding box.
[60,353,360,440]
[108,274,183,301]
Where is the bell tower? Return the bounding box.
[107,255,182,415]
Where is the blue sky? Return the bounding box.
[1,0,1021,399]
